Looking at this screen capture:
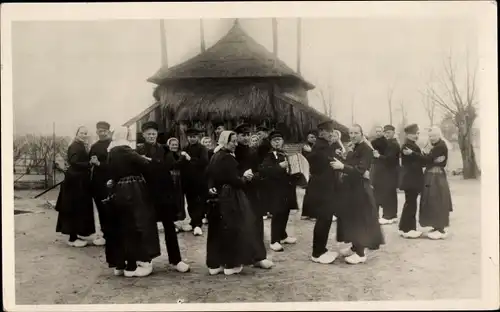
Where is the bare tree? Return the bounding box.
[316,84,334,118]
[387,84,395,125]
[13,135,27,163]
[423,51,480,179]
[421,92,437,126]
[396,100,408,144]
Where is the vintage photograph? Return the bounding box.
[2,2,498,311]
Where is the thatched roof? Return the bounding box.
[147,20,315,90]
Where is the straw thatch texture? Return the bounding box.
[147,20,314,90]
[154,79,348,142]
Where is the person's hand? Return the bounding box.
[303,145,312,152]
[373,150,380,158]
[402,147,413,155]
[181,151,191,161]
[363,171,370,179]
[106,180,114,188]
[434,156,446,163]
[279,161,289,169]
[142,155,152,161]
[330,159,344,170]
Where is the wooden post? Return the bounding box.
[200,19,206,52]
[272,18,278,57]
[296,18,302,74]
[160,20,168,67]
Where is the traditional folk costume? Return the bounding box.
[55,128,96,247]
[88,121,112,246]
[374,125,401,224]
[136,122,189,273]
[307,121,345,264]
[418,132,453,239]
[103,138,161,277]
[259,131,299,252]
[182,128,210,235]
[234,123,274,269]
[205,131,263,276]
[335,134,385,264]
[398,124,425,239]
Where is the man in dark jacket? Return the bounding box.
[398,123,425,239]
[136,121,190,273]
[255,125,273,219]
[89,121,112,246]
[234,123,274,269]
[370,126,388,211]
[373,125,401,225]
[182,128,209,236]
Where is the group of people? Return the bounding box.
[54,117,453,278]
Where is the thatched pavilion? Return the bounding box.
[123,20,348,145]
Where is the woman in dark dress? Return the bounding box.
[205,131,262,276]
[103,137,161,277]
[405,126,452,240]
[55,126,96,247]
[330,124,384,265]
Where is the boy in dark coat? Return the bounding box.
[398,123,425,239]
[182,128,210,236]
[374,125,401,225]
[136,121,190,273]
[259,130,298,252]
[308,121,345,264]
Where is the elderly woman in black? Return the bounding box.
[330,124,384,264]
[55,126,96,247]
[103,134,161,277]
[205,130,262,276]
[165,137,189,231]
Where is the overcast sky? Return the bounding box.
[11,17,478,136]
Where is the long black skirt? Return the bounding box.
[338,180,385,249]
[206,185,260,268]
[419,167,453,229]
[55,173,95,237]
[104,177,161,267]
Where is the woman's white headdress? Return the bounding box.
[107,127,133,152]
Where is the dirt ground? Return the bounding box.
[12,176,481,304]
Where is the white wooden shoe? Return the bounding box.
[404,230,422,239]
[173,261,190,273]
[208,266,224,276]
[193,227,203,236]
[68,239,87,247]
[427,230,448,240]
[124,265,152,277]
[270,242,284,252]
[254,259,274,269]
[93,237,106,246]
[331,215,337,222]
[280,237,297,244]
[311,251,338,264]
[345,253,367,264]
[224,266,243,276]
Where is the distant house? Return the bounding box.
[123,20,348,146]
